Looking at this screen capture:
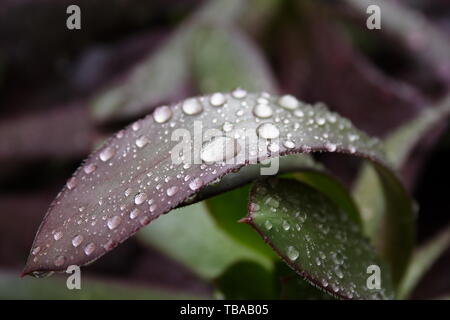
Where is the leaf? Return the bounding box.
[191,26,277,93]
[353,95,450,283]
[397,224,450,299]
[205,185,277,259]
[245,178,395,299]
[23,92,412,282]
[138,202,272,279]
[274,262,335,300]
[0,271,204,300]
[214,261,276,299]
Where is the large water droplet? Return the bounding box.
[279,95,299,110]
[72,235,84,248]
[66,177,77,190]
[129,208,141,219]
[253,104,273,118]
[257,123,280,139]
[287,246,299,261]
[53,231,63,241]
[153,105,172,123]
[135,135,149,148]
[232,88,247,99]
[107,215,122,230]
[200,136,241,163]
[84,242,96,256]
[210,93,226,107]
[166,186,179,197]
[83,163,97,174]
[99,147,115,162]
[189,178,203,191]
[134,192,147,205]
[182,98,203,115]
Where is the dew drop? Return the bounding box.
[54,255,65,267]
[32,246,41,255]
[265,220,273,230]
[210,93,226,107]
[66,177,77,190]
[182,98,203,115]
[279,95,299,110]
[257,123,280,139]
[325,142,337,152]
[84,242,96,256]
[129,208,141,219]
[282,220,291,231]
[83,163,97,174]
[232,88,247,99]
[189,178,203,191]
[287,246,299,261]
[222,121,234,132]
[132,121,141,131]
[283,140,295,149]
[135,135,149,148]
[166,186,179,197]
[72,235,84,248]
[107,215,122,230]
[134,192,147,205]
[253,103,273,118]
[153,105,172,123]
[200,136,241,163]
[53,231,63,241]
[99,147,115,162]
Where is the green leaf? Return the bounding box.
[245,178,395,299]
[353,95,450,285]
[274,262,335,300]
[0,272,205,300]
[205,185,277,259]
[191,26,276,93]
[214,261,276,299]
[398,224,450,299]
[138,202,273,280]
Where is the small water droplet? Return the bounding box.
[182,98,203,115]
[107,215,122,230]
[282,220,291,231]
[53,231,63,241]
[84,242,96,256]
[210,93,226,107]
[257,123,280,139]
[265,220,273,230]
[129,208,141,219]
[283,140,295,149]
[222,121,234,132]
[325,142,337,152]
[287,246,299,261]
[279,95,299,110]
[72,235,84,247]
[54,255,65,267]
[153,105,172,123]
[83,163,97,174]
[166,186,179,197]
[66,177,77,190]
[135,135,149,148]
[134,192,147,205]
[32,246,41,255]
[232,88,247,99]
[189,178,203,191]
[99,147,115,162]
[253,104,273,118]
[132,121,141,131]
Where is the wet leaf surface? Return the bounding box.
[245,178,394,299]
